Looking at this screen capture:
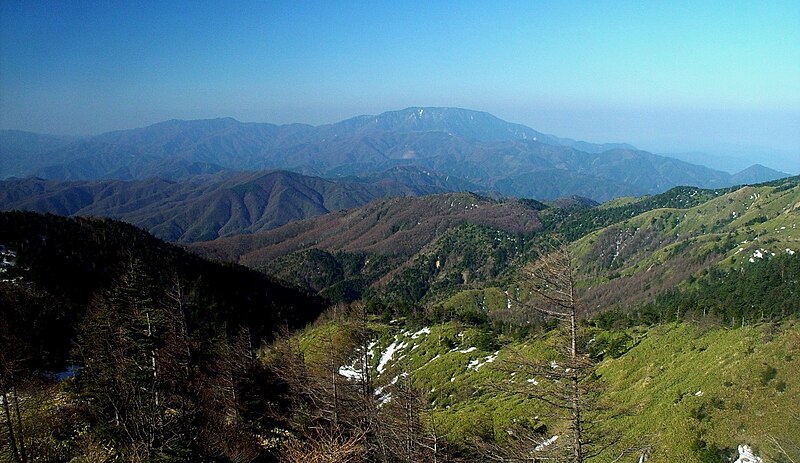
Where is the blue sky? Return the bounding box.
[1,1,798,153]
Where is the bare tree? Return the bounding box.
[523,243,587,462]
[279,427,368,463]
[490,241,634,462]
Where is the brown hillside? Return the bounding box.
[190,192,541,268]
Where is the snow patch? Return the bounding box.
[411,327,431,339]
[377,340,408,373]
[468,351,499,371]
[734,444,762,463]
[338,364,362,380]
[459,347,477,354]
[534,435,558,452]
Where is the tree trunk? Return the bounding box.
[2,389,23,463]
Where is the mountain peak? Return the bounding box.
[731,164,790,184]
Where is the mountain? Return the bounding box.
[2,108,768,201]
[0,211,331,461]
[662,146,800,176]
[730,163,790,184]
[5,181,799,462]
[0,167,474,242]
[192,192,541,265]
[0,130,76,178]
[189,175,800,308]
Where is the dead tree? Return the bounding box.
[523,243,586,462]
[491,241,641,462]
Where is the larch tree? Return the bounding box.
[493,242,618,463]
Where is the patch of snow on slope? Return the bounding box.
[468,351,500,371]
[411,327,431,339]
[0,246,19,282]
[338,364,362,380]
[459,347,477,354]
[377,340,408,373]
[534,435,558,452]
[734,444,762,463]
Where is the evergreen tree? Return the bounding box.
[74,260,191,461]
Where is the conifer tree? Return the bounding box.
[74,260,190,461]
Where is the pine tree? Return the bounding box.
[74,260,190,461]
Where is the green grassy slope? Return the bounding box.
[291,318,799,462]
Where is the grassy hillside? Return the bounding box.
[570,177,800,313]
[286,317,800,462]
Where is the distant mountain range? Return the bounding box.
[661,145,799,176]
[1,107,790,201]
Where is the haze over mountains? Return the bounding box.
[1,107,789,203]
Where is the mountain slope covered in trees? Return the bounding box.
[0,166,476,242]
[2,178,799,462]
[0,211,331,461]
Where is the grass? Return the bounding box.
[294,317,800,462]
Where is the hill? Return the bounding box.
[0,211,331,461]
[425,176,799,321]
[190,192,541,302]
[281,314,799,462]
[730,163,791,184]
[3,181,799,462]
[190,176,800,313]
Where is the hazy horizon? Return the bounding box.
[1,1,798,155]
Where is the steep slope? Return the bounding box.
[290,317,799,463]
[0,211,327,370]
[0,167,473,242]
[569,176,800,312]
[438,176,799,318]
[193,192,541,265]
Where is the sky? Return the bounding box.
[1,0,799,155]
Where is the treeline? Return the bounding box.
[538,185,732,242]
